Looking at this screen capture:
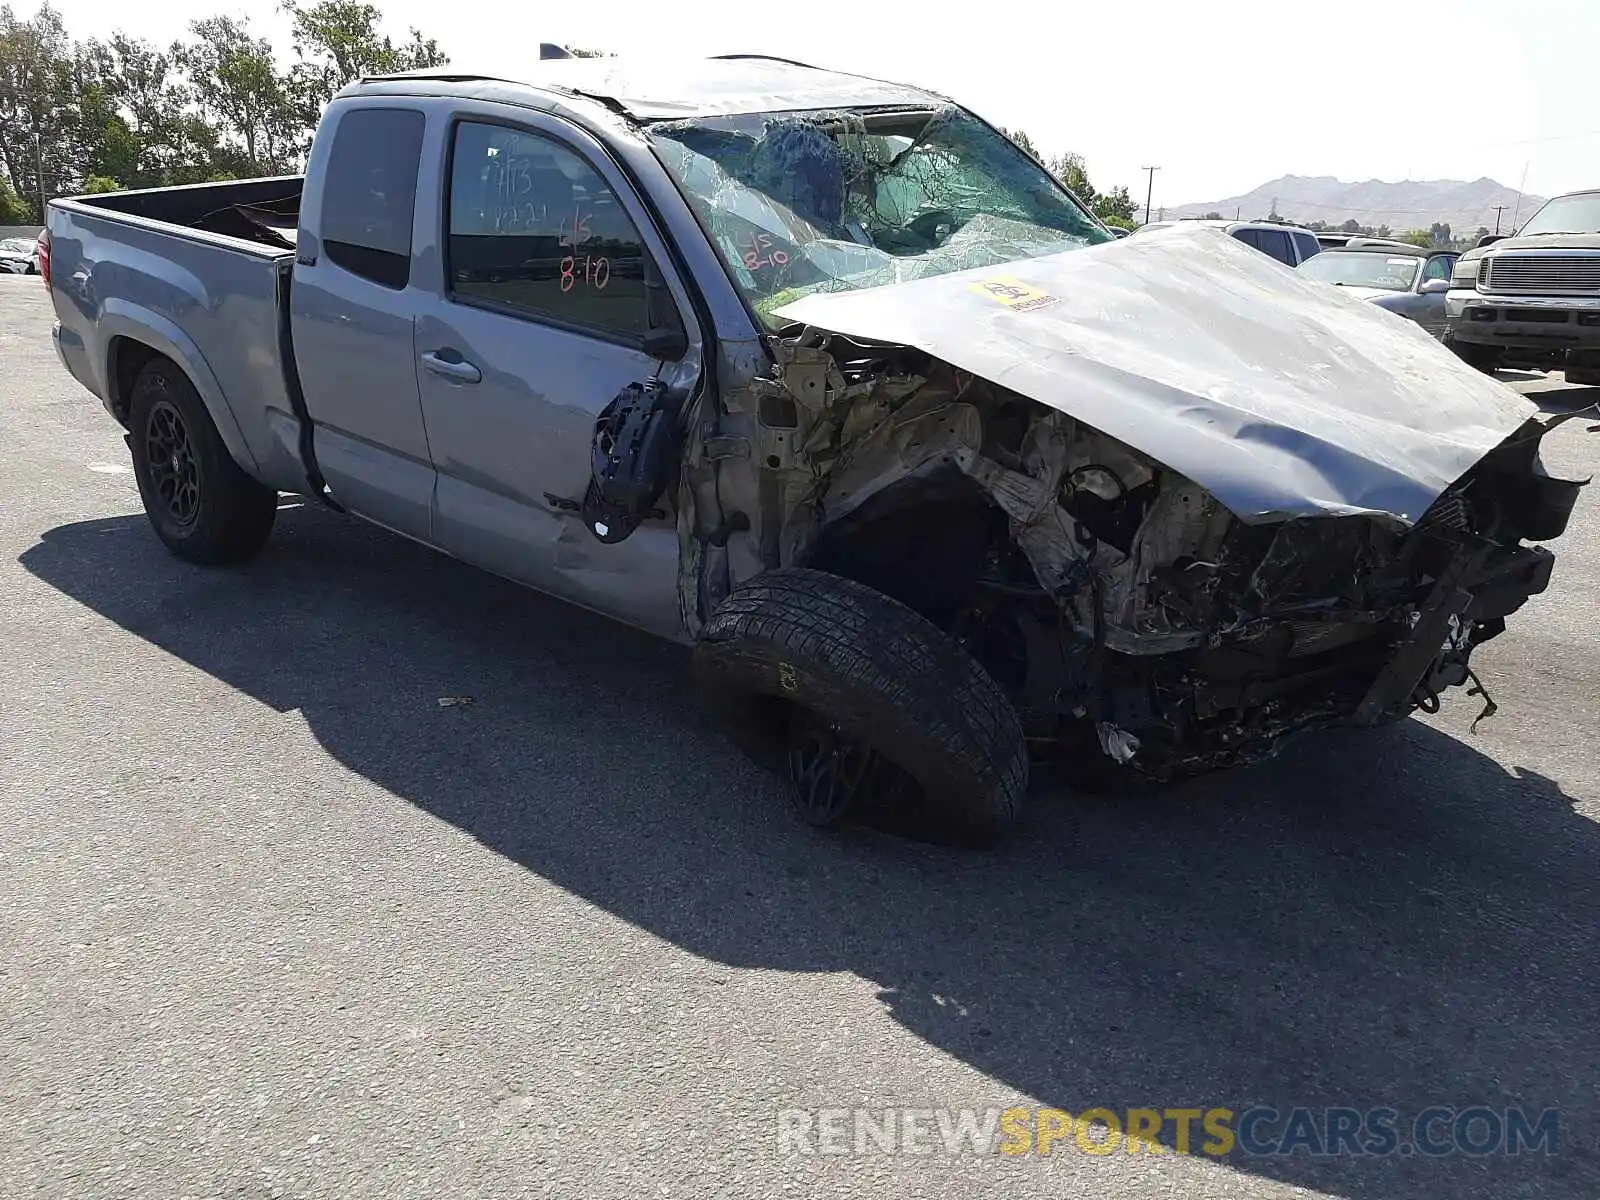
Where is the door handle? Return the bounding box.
[421,350,482,384]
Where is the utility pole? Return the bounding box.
[1492,204,1506,234]
[1142,166,1159,225]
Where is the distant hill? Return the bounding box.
[1165,175,1546,236]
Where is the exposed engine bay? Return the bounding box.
[677,329,1582,779]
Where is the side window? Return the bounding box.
[320,108,425,289]
[1251,228,1295,265]
[1231,228,1262,251]
[1292,232,1320,263]
[447,121,649,341]
[1422,255,1454,283]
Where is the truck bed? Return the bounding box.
[47,176,317,499]
[76,176,305,252]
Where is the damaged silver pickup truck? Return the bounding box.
[45,56,1582,844]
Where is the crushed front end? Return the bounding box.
[685,330,1583,779]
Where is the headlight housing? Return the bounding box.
[1451,257,1481,288]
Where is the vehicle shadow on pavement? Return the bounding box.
[1520,381,1600,414]
[19,505,1599,1200]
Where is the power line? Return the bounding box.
[1446,127,1600,152]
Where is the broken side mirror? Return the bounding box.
[583,379,687,544]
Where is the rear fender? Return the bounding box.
[99,300,260,476]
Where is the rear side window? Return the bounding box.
[446,121,650,341]
[1292,232,1320,263]
[320,107,425,289]
[1244,228,1295,265]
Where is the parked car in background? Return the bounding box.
[1446,187,1600,383]
[0,236,40,274]
[1312,233,1419,252]
[1298,242,1458,338]
[1137,218,1321,266]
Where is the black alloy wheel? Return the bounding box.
[143,398,202,529]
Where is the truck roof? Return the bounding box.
[354,55,946,121]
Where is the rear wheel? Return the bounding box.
[695,568,1029,846]
[128,358,277,565]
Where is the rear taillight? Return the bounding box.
[37,228,50,289]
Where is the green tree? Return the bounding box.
[0,4,453,201]
[91,32,220,188]
[1396,229,1433,248]
[176,16,299,175]
[281,0,446,135]
[1094,184,1137,226]
[1048,152,1099,208]
[998,127,1041,162]
[0,175,30,222]
[81,174,121,192]
[0,4,81,219]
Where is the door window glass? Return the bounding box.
[1249,228,1295,264]
[320,108,425,289]
[447,122,649,339]
[1421,255,1455,283]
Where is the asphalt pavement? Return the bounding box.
[3,274,1598,1199]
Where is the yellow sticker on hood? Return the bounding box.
[970,277,1060,312]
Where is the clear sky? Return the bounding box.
[31,0,1600,207]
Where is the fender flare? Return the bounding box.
[98,300,260,475]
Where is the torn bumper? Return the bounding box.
[1353,543,1553,727]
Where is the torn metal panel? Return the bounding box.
[773,224,1539,525]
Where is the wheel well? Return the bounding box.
[805,470,1009,628]
[108,338,166,427]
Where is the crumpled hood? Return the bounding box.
[772,224,1537,524]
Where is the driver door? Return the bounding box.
[413,112,702,640]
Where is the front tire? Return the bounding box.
[694,568,1029,846]
[128,358,277,565]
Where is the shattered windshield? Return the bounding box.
[649,106,1111,326]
